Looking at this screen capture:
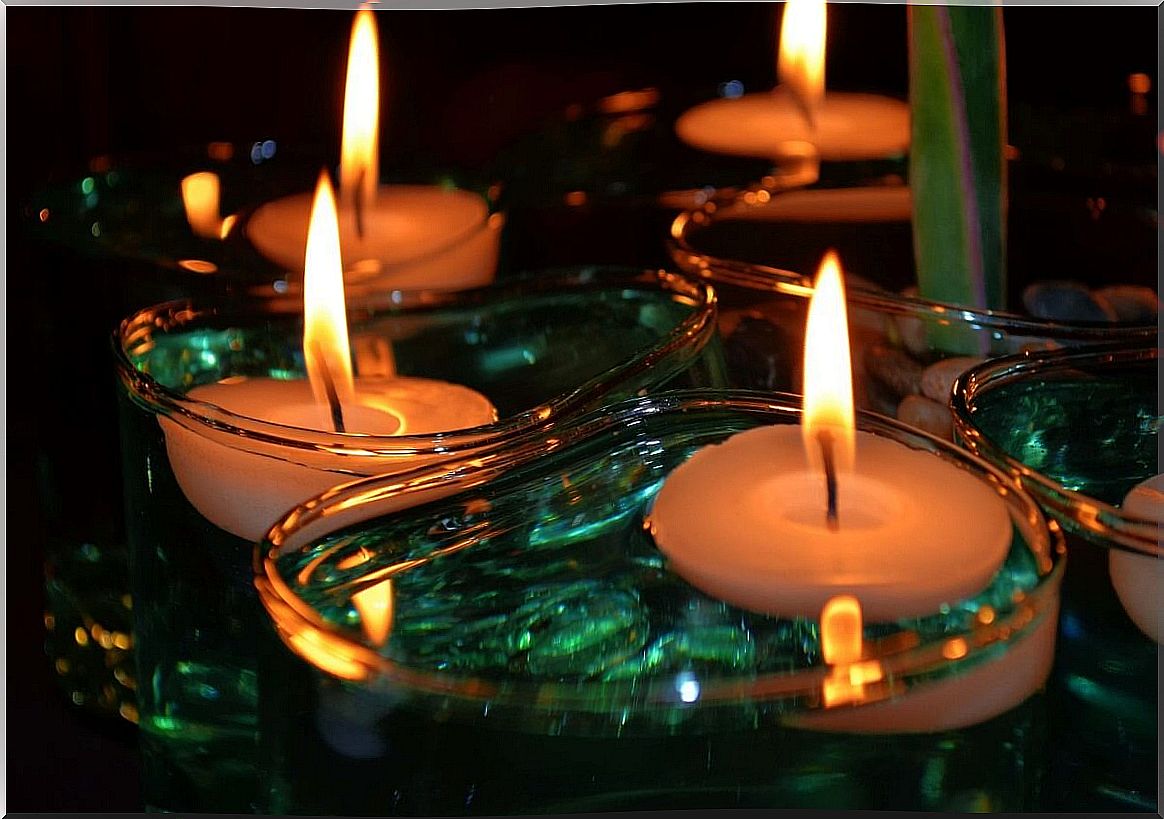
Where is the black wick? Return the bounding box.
[312,342,346,433]
[816,430,839,531]
[353,167,366,241]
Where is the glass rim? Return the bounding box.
[113,266,718,459]
[667,189,1156,341]
[255,389,1066,716]
[951,342,1160,556]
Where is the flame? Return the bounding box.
[180,172,222,239]
[820,595,883,706]
[820,594,862,666]
[802,250,855,473]
[777,0,827,124]
[339,8,380,211]
[351,578,394,646]
[303,171,356,408]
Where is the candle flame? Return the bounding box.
[340,8,380,212]
[180,172,223,239]
[303,171,356,410]
[777,0,827,126]
[802,250,855,473]
[820,594,862,665]
[820,595,883,706]
[351,578,394,647]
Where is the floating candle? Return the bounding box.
[162,171,496,542]
[675,0,910,162]
[244,9,501,289]
[648,251,1011,621]
[1109,474,1163,643]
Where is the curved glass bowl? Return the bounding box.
[950,343,1159,812]
[667,191,1156,441]
[112,266,724,813]
[255,391,1065,815]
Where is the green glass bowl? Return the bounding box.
[112,266,724,813]
[950,343,1159,812]
[255,391,1064,815]
[666,188,1156,442]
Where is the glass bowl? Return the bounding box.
[667,190,1156,441]
[112,265,725,813]
[950,343,1159,812]
[255,391,1065,815]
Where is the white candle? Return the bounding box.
[676,89,910,163]
[161,170,497,543]
[243,9,501,291]
[1109,474,1163,643]
[648,425,1011,621]
[245,186,500,291]
[161,377,496,543]
[675,0,909,163]
[648,250,1010,620]
[647,250,1038,733]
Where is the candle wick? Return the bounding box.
[816,430,839,531]
[353,168,366,241]
[313,343,347,433]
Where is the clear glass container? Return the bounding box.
[113,266,725,812]
[256,391,1065,815]
[667,192,1156,442]
[950,343,1159,812]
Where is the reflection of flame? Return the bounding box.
[820,595,882,706]
[802,250,855,473]
[303,171,356,408]
[777,0,827,125]
[351,579,394,646]
[287,628,368,682]
[180,172,223,239]
[340,8,380,211]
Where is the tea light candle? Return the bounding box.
[161,171,496,543]
[243,9,500,290]
[1110,474,1163,643]
[676,90,910,163]
[675,0,909,163]
[648,251,1011,621]
[649,425,1010,621]
[161,376,496,543]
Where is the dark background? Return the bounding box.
[6,4,1159,812]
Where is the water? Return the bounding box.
[116,278,727,812]
[256,402,1058,814]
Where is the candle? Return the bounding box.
[1109,474,1163,643]
[674,0,910,163]
[648,251,1010,621]
[243,9,501,290]
[161,171,497,543]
